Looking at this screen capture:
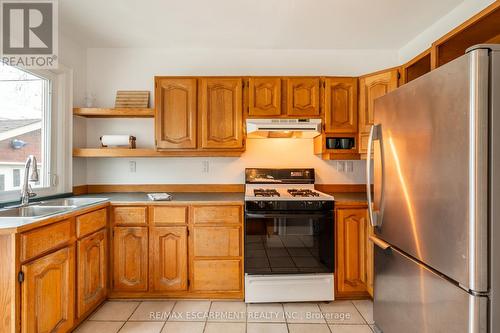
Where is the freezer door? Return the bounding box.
[374,244,488,333]
[371,48,490,291]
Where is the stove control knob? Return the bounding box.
[258,201,267,209]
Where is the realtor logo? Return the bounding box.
[1,0,58,68]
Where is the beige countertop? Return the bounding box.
[77,192,245,204]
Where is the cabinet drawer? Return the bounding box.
[191,206,242,224]
[20,219,74,262]
[193,226,241,257]
[150,206,187,225]
[192,259,242,292]
[76,208,107,238]
[113,206,147,225]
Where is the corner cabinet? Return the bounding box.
[77,229,107,318]
[335,207,371,299]
[199,78,244,149]
[358,69,398,155]
[21,246,75,333]
[155,78,197,149]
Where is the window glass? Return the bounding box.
[12,168,20,187]
[0,65,51,193]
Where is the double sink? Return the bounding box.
[0,197,107,220]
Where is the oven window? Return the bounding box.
[245,215,334,274]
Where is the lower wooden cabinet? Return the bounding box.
[191,259,242,292]
[150,226,188,291]
[335,208,370,298]
[113,227,148,291]
[110,204,244,298]
[77,229,107,318]
[21,246,75,333]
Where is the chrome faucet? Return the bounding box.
[20,155,39,206]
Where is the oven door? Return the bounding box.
[244,210,334,275]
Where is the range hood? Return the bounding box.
[246,119,322,139]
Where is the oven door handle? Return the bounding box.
[245,213,331,219]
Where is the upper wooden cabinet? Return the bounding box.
[248,77,281,116]
[77,230,107,318]
[358,69,398,134]
[336,208,369,298]
[150,226,188,291]
[113,227,148,292]
[358,69,398,155]
[21,246,75,333]
[199,78,244,149]
[286,77,320,116]
[155,78,197,149]
[324,77,358,133]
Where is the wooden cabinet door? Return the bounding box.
[77,229,107,318]
[192,226,241,257]
[336,208,369,297]
[150,227,188,291]
[155,78,197,149]
[113,227,148,291]
[21,246,75,333]
[324,77,357,133]
[286,77,320,116]
[248,77,281,116]
[191,259,242,292]
[358,69,398,154]
[199,78,243,149]
[366,223,375,297]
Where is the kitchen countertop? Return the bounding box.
[330,192,368,206]
[77,192,245,204]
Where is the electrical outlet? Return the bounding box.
[129,161,136,173]
[202,160,209,173]
[336,161,345,173]
[346,161,354,173]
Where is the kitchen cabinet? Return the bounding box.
[150,226,188,291]
[248,77,282,116]
[366,222,374,297]
[21,246,75,333]
[189,205,243,295]
[77,229,107,318]
[358,69,398,155]
[155,78,197,149]
[191,260,242,292]
[286,77,320,116]
[324,77,358,133]
[199,78,244,149]
[335,208,370,298]
[113,227,148,291]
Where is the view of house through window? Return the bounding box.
[0,65,51,193]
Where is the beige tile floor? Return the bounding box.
[75,299,375,333]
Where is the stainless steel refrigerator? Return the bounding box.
[366,44,500,333]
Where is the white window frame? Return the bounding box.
[0,65,72,203]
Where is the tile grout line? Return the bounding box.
[351,300,371,326]
[117,301,142,332]
[202,300,212,333]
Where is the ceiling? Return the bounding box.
[60,0,464,49]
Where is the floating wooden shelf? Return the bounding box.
[73,148,243,157]
[73,108,154,118]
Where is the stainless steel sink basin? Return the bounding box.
[38,197,106,207]
[0,205,73,218]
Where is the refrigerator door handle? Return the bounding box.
[366,124,385,227]
[369,235,391,250]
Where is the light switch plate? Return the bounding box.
[129,161,136,172]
